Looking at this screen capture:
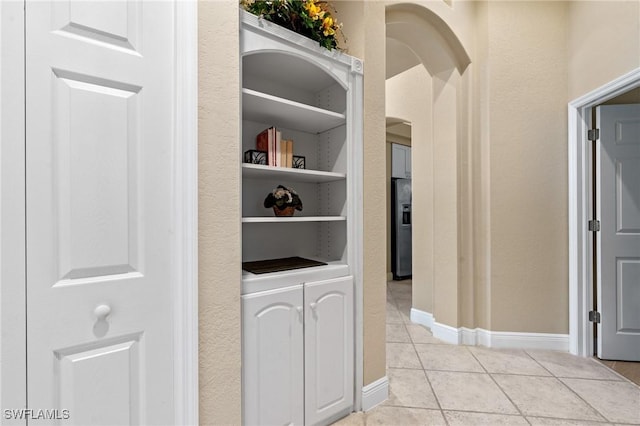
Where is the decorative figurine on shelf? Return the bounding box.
[264,185,303,217]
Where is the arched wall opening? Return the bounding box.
[385,3,474,336]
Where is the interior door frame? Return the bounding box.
[1,0,27,417]
[568,67,640,358]
[0,1,199,424]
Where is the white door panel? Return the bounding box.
[56,335,142,425]
[597,104,640,361]
[305,276,354,426]
[242,286,305,426]
[26,1,175,423]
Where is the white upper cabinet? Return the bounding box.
[392,143,411,179]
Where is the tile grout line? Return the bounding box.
[382,283,634,426]
[466,347,531,424]
[525,351,624,423]
[524,350,615,424]
[400,287,450,426]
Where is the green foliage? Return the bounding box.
[241,0,343,50]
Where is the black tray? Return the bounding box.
[242,256,327,274]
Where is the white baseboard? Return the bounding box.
[410,308,433,329]
[409,308,569,351]
[431,321,459,345]
[483,330,569,351]
[361,376,388,412]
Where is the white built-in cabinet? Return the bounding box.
[391,143,411,179]
[243,276,354,426]
[240,10,363,426]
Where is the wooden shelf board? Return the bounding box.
[243,88,345,134]
[242,164,346,183]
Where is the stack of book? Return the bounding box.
[256,127,294,168]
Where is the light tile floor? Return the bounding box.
[333,280,640,426]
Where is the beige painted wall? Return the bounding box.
[333,1,388,387]
[386,66,434,315]
[198,2,241,424]
[568,1,640,100]
[484,1,569,333]
[336,1,388,387]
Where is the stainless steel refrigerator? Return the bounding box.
[391,178,412,280]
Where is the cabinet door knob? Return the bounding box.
[309,302,317,311]
[94,304,111,320]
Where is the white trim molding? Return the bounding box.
[1,0,27,413]
[435,323,569,351]
[410,309,570,351]
[173,0,199,425]
[361,376,389,412]
[410,308,434,329]
[567,68,640,357]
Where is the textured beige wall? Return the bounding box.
[198,1,242,424]
[568,1,640,100]
[432,71,464,327]
[386,66,434,315]
[362,1,387,387]
[485,1,569,333]
[334,1,388,387]
[472,0,491,330]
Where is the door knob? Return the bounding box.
[94,304,111,320]
[309,302,317,311]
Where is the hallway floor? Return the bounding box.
[334,280,640,426]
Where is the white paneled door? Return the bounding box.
[26,1,176,423]
[597,104,640,361]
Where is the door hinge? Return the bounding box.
[588,219,600,232]
[588,129,600,141]
[589,310,601,323]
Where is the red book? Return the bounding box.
[256,128,270,152]
[256,127,277,166]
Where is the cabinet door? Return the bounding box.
[304,276,354,425]
[404,146,411,178]
[391,144,406,178]
[243,285,304,426]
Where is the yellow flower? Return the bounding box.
[304,1,325,21]
[322,16,336,36]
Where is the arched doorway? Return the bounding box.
[385,3,473,340]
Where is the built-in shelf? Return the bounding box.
[242,88,345,134]
[242,260,349,294]
[241,12,362,425]
[242,216,346,223]
[242,163,346,183]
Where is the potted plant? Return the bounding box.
[264,185,303,216]
[240,0,343,50]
